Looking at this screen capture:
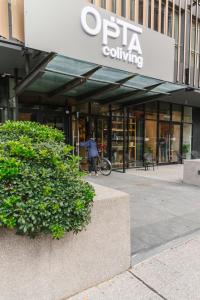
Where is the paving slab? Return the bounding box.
[88,166,200,257]
[68,235,200,300]
[132,236,200,300]
[67,271,162,300]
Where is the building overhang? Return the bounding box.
[16,54,186,107]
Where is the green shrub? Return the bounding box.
[0,121,95,239]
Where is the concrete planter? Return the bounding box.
[183,159,200,186]
[0,183,130,300]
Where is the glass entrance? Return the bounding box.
[170,124,181,162]
[158,122,181,163]
[159,122,170,163]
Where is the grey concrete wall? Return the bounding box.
[0,183,130,300]
[183,159,200,186]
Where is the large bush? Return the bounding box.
[0,121,95,239]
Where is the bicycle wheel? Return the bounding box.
[99,158,112,176]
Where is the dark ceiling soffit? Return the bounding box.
[48,65,102,98]
[15,52,56,95]
[100,81,165,105]
[77,74,137,103]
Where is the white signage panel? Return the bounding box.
[24,0,175,81]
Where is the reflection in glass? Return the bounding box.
[145,102,157,120]
[172,104,182,122]
[159,103,170,121]
[170,124,181,162]
[183,124,192,159]
[129,108,144,167]
[159,123,170,163]
[145,120,157,161]
[184,106,192,123]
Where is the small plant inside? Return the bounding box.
[0,121,95,239]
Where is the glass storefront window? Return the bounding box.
[159,103,170,121]
[183,124,192,159]
[91,103,109,116]
[145,120,157,161]
[172,104,182,122]
[129,107,144,167]
[184,106,192,123]
[145,102,157,120]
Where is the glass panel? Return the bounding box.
[129,107,144,167]
[159,122,170,163]
[46,55,97,76]
[91,103,109,116]
[101,0,106,8]
[152,82,184,93]
[168,6,173,37]
[183,124,192,159]
[112,110,124,169]
[172,104,182,122]
[184,106,192,123]
[145,120,157,161]
[170,124,181,162]
[96,86,134,101]
[159,102,170,121]
[125,75,161,89]
[63,80,107,97]
[96,118,108,158]
[26,71,75,93]
[145,102,157,120]
[90,67,131,83]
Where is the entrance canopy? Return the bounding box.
[16,54,186,106]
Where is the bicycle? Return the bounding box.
[79,154,112,176]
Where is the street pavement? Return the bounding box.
[68,232,200,300]
[67,166,200,299]
[88,167,200,263]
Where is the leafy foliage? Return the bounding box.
[0,121,95,239]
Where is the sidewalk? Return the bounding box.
[67,234,200,300]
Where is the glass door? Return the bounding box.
[170,124,181,163]
[159,122,170,163]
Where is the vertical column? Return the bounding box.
[188,0,193,84]
[172,0,175,38]
[164,0,169,35]
[158,0,162,32]
[143,0,147,27]
[177,0,182,82]
[193,0,198,86]
[183,0,188,83]
[106,0,112,11]
[116,0,122,16]
[135,0,139,22]
[0,0,9,39]
[11,0,24,42]
[126,0,131,19]
[151,0,154,29]
[123,107,127,173]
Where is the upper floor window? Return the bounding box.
[121,0,126,17]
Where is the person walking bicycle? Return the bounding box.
[80,135,99,176]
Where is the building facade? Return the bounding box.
[0,0,200,171]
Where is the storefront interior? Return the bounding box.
[16,54,191,172]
